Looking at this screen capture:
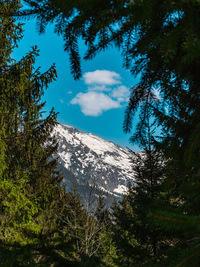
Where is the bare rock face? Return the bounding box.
[53,123,136,205]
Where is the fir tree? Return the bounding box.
[0,1,63,265]
[111,114,172,266]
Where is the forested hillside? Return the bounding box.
[1,0,200,266]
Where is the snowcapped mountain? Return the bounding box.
[53,124,136,205]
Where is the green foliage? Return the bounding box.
[111,118,171,266]
[0,1,62,265]
[148,209,200,266]
[4,0,200,265]
[0,177,40,243]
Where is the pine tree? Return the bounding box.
[111,114,173,266]
[0,0,23,178]
[0,1,64,265]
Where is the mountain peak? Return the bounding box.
[53,123,135,205]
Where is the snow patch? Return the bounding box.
[59,151,71,168]
[74,132,120,155]
[113,185,128,194]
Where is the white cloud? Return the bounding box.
[83,70,121,85]
[67,90,73,94]
[111,85,130,102]
[71,91,120,116]
[69,69,130,116]
[59,99,64,103]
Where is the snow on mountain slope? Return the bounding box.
[53,123,136,204]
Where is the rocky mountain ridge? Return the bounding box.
[53,124,136,205]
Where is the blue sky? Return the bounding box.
[13,19,139,149]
